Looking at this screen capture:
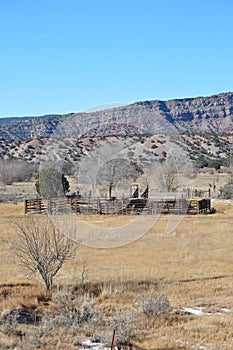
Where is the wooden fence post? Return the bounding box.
[111,329,116,350]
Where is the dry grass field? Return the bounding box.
[0,200,233,349]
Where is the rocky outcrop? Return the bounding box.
[165,92,233,133]
[0,92,232,141]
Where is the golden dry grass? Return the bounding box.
[0,200,233,349]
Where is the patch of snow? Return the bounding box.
[206,312,222,316]
[77,338,118,350]
[221,308,231,313]
[181,306,231,317]
[182,307,204,316]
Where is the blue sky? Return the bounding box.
[0,0,233,117]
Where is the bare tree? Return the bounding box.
[14,216,78,290]
[0,159,37,185]
[96,159,143,199]
[164,162,178,192]
[158,158,178,192]
[226,157,233,185]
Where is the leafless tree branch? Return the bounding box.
[13,216,78,290]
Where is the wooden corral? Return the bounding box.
[24,183,211,215]
[25,196,211,215]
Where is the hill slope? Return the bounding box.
[0,92,232,141]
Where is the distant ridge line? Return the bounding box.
[0,91,233,140]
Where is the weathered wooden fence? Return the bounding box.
[25,198,71,214]
[25,197,211,215]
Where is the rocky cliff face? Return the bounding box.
[165,92,233,133]
[0,92,232,141]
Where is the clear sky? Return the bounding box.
[1,0,233,117]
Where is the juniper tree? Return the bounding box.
[35,168,70,199]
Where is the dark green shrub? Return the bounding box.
[35,168,70,199]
